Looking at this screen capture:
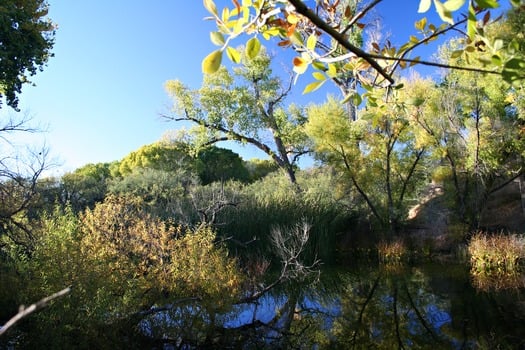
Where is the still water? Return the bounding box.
[142,261,525,349]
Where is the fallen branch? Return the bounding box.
[0,287,71,336]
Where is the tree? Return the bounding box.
[164,50,310,185]
[60,163,112,212]
[197,146,250,184]
[306,85,429,234]
[116,141,196,177]
[0,0,55,110]
[0,115,50,248]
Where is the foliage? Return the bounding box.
[202,0,524,106]
[377,239,409,264]
[108,167,198,221]
[10,196,244,348]
[216,169,354,262]
[197,146,250,184]
[413,23,525,226]
[116,141,195,177]
[60,162,112,212]
[0,0,55,110]
[305,86,429,233]
[243,157,279,181]
[468,232,525,273]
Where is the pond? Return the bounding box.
[140,261,525,349]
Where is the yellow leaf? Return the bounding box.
[443,0,465,12]
[327,63,337,78]
[202,50,222,74]
[287,13,299,24]
[306,33,317,51]
[415,17,427,31]
[434,0,454,24]
[303,80,325,94]
[312,71,325,81]
[226,46,241,63]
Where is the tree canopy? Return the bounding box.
[0,0,55,110]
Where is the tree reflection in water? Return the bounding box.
[139,262,525,349]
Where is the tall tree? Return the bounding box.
[306,85,429,234]
[164,50,310,185]
[0,0,55,110]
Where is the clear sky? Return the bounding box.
[1,1,476,175]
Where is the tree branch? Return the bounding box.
[287,0,395,84]
[0,287,71,336]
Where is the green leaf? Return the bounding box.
[475,0,499,8]
[502,58,525,83]
[303,80,325,94]
[312,61,325,70]
[342,91,362,106]
[451,50,463,58]
[433,0,454,24]
[202,50,222,74]
[415,17,427,31]
[203,0,218,16]
[467,4,476,39]
[443,0,465,12]
[210,31,225,46]
[226,46,241,63]
[418,0,432,12]
[245,37,261,59]
[490,54,502,66]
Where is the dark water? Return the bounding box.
[141,261,525,349]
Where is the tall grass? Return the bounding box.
[216,169,355,264]
[468,232,525,273]
[377,239,408,264]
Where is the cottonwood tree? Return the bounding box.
[164,50,310,185]
[306,86,429,234]
[0,0,55,110]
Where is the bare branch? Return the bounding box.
[0,287,71,336]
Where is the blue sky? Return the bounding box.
[1,1,474,175]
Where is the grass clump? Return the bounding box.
[468,232,525,273]
[377,239,408,264]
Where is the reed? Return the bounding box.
[468,232,525,273]
[377,239,408,264]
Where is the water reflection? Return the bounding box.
[141,262,525,349]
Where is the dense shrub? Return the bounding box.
[11,195,243,348]
[468,232,525,273]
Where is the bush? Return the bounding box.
[468,232,525,273]
[15,195,244,348]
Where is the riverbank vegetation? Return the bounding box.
[1,1,525,348]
